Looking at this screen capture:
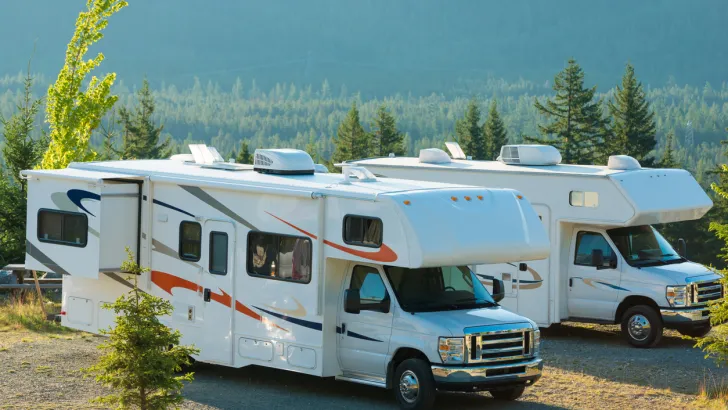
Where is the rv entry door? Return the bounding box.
[200,219,236,365]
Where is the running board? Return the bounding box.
[336,373,387,389]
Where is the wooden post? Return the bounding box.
[31,270,47,319]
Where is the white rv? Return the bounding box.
[343,144,722,348]
[23,146,550,409]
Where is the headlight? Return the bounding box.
[438,337,465,364]
[667,285,688,307]
[533,329,541,355]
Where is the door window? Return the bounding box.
[350,266,388,306]
[574,231,616,268]
[209,231,228,275]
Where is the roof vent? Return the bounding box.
[185,144,249,171]
[253,149,315,175]
[419,148,452,164]
[445,142,466,159]
[314,164,329,173]
[607,155,641,170]
[498,145,561,166]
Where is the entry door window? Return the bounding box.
[574,232,616,268]
[350,266,388,306]
[209,231,228,275]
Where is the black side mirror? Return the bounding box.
[592,249,605,268]
[678,238,687,258]
[344,289,361,314]
[379,296,391,314]
[492,279,505,303]
[519,263,528,272]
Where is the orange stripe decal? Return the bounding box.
[151,270,201,295]
[265,212,398,263]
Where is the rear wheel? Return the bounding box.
[621,305,663,348]
[678,324,712,338]
[393,358,436,410]
[489,385,526,401]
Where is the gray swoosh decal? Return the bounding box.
[103,272,149,294]
[152,239,199,268]
[26,241,71,276]
[179,185,258,231]
[50,192,100,238]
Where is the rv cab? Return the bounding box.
[23,146,550,410]
[345,143,721,348]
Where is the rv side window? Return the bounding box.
[350,265,388,305]
[343,215,383,248]
[570,191,599,208]
[37,209,88,247]
[574,231,616,267]
[179,221,202,261]
[247,232,312,283]
[209,231,228,275]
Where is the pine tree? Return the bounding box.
[455,97,484,159]
[0,66,45,263]
[86,248,199,410]
[607,63,657,162]
[482,99,509,160]
[332,101,371,163]
[98,109,119,161]
[371,104,405,157]
[526,59,607,165]
[236,140,252,164]
[305,133,320,162]
[658,131,679,168]
[118,79,171,159]
[41,0,128,170]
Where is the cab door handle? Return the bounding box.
[569,278,573,287]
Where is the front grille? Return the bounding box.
[467,328,534,364]
[692,280,723,305]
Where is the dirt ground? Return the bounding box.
[0,322,725,409]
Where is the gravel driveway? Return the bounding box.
[0,323,725,409]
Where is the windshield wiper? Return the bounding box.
[453,297,498,307]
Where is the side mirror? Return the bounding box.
[379,296,391,314]
[344,289,361,314]
[592,249,604,268]
[519,263,528,272]
[492,279,505,303]
[678,238,687,258]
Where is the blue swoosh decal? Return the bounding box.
[346,331,383,342]
[67,189,100,216]
[152,199,195,218]
[253,306,322,331]
[595,281,630,291]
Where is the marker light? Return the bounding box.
[517,195,524,200]
[403,200,411,205]
[477,195,483,200]
[464,196,471,201]
[451,196,458,201]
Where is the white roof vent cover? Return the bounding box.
[419,148,452,164]
[254,149,315,175]
[498,145,562,166]
[608,155,641,170]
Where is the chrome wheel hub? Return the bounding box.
[399,370,420,404]
[628,314,651,341]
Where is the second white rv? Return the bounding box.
[344,144,721,348]
[23,146,550,409]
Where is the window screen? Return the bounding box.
[574,231,616,267]
[247,231,312,283]
[37,209,88,247]
[179,221,202,261]
[343,215,383,248]
[209,231,228,275]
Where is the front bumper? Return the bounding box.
[660,306,710,326]
[431,358,542,391]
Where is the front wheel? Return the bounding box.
[393,358,436,410]
[489,385,526,401]
[678,324,712,338]
[621,305,663,348]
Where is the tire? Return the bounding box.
[393,358,436,410]
[621,305,663,348]
[490,385,526,401]
[678,324,712,338]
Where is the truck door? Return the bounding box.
[199,219,236,365]
[337,263,393,380]
[567,229,621,320]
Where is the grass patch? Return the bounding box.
[35,365,52,374]
[0,293,72,336]
[697,376,728,408]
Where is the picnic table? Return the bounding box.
[1,264,62,318]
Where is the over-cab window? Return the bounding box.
[247,232,312,284]
[179,221,202,261]
[209,231,228,275]
[570,191,599,208]
[350,265,388,305]
[343,215,383,248]
[37,209,88,247]
[574,231,616,268]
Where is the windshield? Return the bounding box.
[607,225,685,267]
[384,265,496,313]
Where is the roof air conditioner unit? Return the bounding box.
[253,149,315,175]
[607,155,641,170]
[419,148,452,164]
[498,145,561,166]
